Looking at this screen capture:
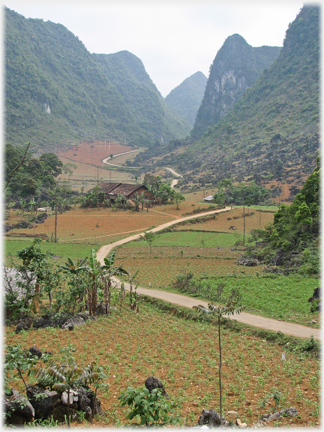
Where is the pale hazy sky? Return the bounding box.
[3,0,308,96]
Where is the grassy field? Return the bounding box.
[4,302,320,428]
[4,238,100,267]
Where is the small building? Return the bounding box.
[203,195,214,202]
[95,182,153,204]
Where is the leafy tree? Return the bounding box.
[173,191,185,210]
[39,264,64,317]
[8,239,53,316]
[21,177,38,197]
[140,232,158,255]
[39,153,63,177]
[5,344,50,393]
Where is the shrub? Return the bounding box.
[119,387,174,426]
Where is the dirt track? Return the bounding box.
[97,208,321,341]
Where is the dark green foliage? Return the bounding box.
[5,8,190,151]
[5,143,62,197]
[119,387,174,426]
[94,51,191,146]
[270,158,319,249]
[165,71,207,126]
[249,158,319,274]
[213,179,271,205]
[5,344,50,393]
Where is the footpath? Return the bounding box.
[96,208,321,341]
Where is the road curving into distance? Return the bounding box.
[97,207,321,341]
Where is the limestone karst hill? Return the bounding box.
[5,8,190,152]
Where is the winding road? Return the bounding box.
[96,208,320,340]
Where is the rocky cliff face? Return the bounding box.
[192,34,281,138]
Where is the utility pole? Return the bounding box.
[54,182,58,243]
[243,204,246,246]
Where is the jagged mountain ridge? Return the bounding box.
[93,51,191,147]
[164,71,207,126]
[5,8,190,152]
[176,6,320,195]
[192,34,281,138]
[132,6,319,201]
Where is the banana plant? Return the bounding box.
[29,198,36,215]
[61,257,89,313]
[82,250,102,316]
[101,251,128,314]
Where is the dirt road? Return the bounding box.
[96,207,231,262]
[165,167,183,178]
[102,149,141,167]
[96,207,320,340]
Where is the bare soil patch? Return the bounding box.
[58,140,133,166]
[4,304,320,428]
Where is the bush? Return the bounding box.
[119,387,174,426]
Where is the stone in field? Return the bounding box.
[145,376,168,397]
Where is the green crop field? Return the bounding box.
[122,231,247,248]
[4,239,100,264]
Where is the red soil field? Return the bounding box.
[58,140,134,166]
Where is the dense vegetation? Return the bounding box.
[94,51,191,147]
[192,34,281,138]
[5,8,190,152]
[164,72,207,126]
[5,144,63,197]
[246,157,320,276]
[212,179,271,205]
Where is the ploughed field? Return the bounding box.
[5,202,215,244]
[4,303,320,428]
[58,140,134,167]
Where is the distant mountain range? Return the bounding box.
[5,8,191,152]
[131,5,319,199]
[164,71,207,126]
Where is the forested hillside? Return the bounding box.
[5,8,190,152]
[247,157,320,277]
[153,5,319,197]
[164,72,207,126]
[192,35,281,138]
[93,51,191,147]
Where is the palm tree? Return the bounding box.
[29,198,36,216]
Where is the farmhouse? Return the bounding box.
[95,182,153,203]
